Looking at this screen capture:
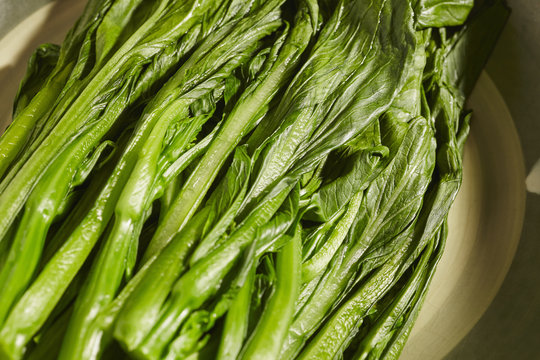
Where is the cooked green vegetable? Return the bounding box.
[0,0,509,359]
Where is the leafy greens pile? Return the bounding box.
[0,0,509,359]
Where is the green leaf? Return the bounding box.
[416,0,474,29]
[12,44,60,118]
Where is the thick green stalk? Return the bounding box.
[57,100,190,360]
[25,306,74,360]
[239,225,301,360]
[0,132,110,328]
[57,216,143,360]
[144,0,317,259]
[217,264,256,360]
[162,246,258,360]
[135,181,295,360]
[77,233,184,360]
[113,208,210,352]
[114,146,251,352]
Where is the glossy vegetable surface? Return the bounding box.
[0,0,509,359]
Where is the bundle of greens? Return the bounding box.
[0,0,509,359]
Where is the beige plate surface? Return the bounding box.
[0,2,527,359]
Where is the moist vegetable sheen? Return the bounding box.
[0,0,509,359]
